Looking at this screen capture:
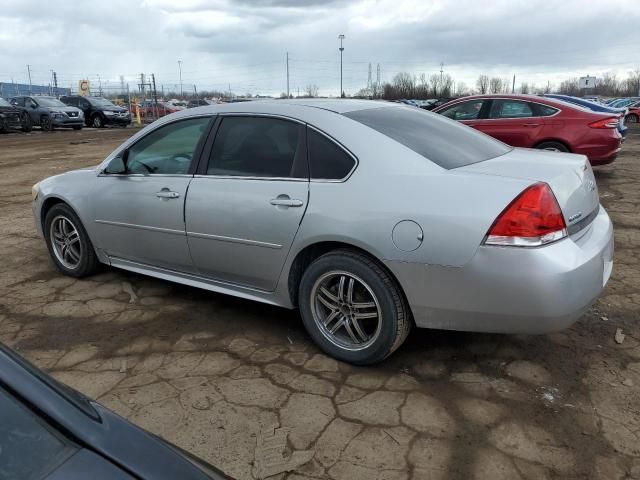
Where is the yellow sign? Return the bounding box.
[78,80,90,96]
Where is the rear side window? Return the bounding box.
[307,128,355,180]
[344,106,511,169]
[208,116,307,178]
[533,103,559,117]
[489,100,533,118]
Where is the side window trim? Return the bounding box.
[100,115,215,177]
[197,113,309,181]
[306,125,359,183]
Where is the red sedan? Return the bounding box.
[625,103,640,124]
[433,94,622,166]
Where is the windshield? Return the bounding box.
[0,98,11,107]
[88,97,117,108]
[344,106,511,169]
[36,97,67,107]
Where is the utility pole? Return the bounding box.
[338,34,345,98]
[286,52,290,99]
[97,74,103,96]
[26,65,32,94]
[177,60,183,98]
[151,73,159,119]
[512,74,516,93]
[193,84,197,98]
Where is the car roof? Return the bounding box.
[168,99,395,117]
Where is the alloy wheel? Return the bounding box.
[310,271,382,351]
[50,215,82,269]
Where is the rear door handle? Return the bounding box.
[156,190,180,199]
[270,196,303,207]
[523,123,540,127]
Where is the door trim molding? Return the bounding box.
[95,219,185,236]
[187,231,282,249]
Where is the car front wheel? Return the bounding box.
[40,115,53,131]
[44,204,100,277]
[92,114,105,128]
[535,141,569,152]
[298,250,411,365]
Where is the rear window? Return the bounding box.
[344,106,511,169]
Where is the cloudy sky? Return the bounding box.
[1,0,639,97]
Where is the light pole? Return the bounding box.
[178,60,183,98]
[338,34,345,98]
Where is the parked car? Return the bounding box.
[608,98,640,108]
[624,101,640,123]
[0,343,227,479]
[32,100,613,364]
[434,94,622,166]
[188,99,217,108]
[9,95,83,131]
[543,94,628,139]
[137,100,181,118]
[61,95,131,128]
[0,97,26,132]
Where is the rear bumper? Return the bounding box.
[386,207,614,334]
[573,132,621,166]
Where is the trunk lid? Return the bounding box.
[458,147,599,235]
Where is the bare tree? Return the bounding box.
[476,75,489,94]
[489,77,503,94]
[304,84,319,98]
[456,81,468,95]
[520,82,530,94]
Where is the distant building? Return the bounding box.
[0,82,71,98]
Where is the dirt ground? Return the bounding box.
[0,125,639,480]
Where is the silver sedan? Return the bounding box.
[32,100,614,364]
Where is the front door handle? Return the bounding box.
[270,196,303,207]
[523,123,540,127]
[156,190,180,199]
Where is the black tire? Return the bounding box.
[626,114,639,124]
[40,115,53,132]
[21,113,33,132]
[0,117,7,133]
[92,114,104,128]
[72,126,82,130]
[44,203,100,278]
[535,141,569,153]
[298,249,411,365]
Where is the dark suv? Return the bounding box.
[61,96,131,128]
[0,97,26,132]
[10,96,84,131]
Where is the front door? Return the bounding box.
[185,115,309,291]
[92,116,212,273]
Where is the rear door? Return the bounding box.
[474,99,543,147]
[185,115,309,290]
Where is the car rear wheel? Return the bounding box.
[627,114,639,124]
[40,115,53,132]
[92,114,104,128]
[535,141,569,153]
[44,204,100,278]
[298,249,411,365]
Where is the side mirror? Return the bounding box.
[30,102,37,109]
[104,149,129,174]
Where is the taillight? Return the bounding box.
[485,183,567,247]
[589,117,619,129]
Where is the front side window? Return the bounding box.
[120,117,210,175]
[307,128,355,180]
[438,100,484,120]
[207,116,306,178]
[489,100,533,119]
